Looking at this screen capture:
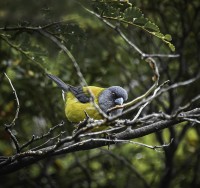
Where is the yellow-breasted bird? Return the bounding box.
[47,74,128,123]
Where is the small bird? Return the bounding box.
[47,74,128,123]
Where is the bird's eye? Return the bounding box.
[112,92,116,97]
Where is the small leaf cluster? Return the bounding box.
[93,0,175,51]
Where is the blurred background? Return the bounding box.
[0,0,200,187]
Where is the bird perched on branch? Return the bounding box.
[47,74,128,123]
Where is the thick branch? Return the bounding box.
[0,117,182,175]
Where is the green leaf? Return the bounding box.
[153,32,164,38]
[123,7,143,21]
[164,34,172,41]
[104,6,121,17]
[133,17,147,26]
[93,0,131,17]
[144,21,160,32]
[168,43,175,52]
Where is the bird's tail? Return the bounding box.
[47,73,69,91]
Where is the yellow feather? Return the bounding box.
[65,86,105,123]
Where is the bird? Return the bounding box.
[47,74,128,123]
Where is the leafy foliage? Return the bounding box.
[93,0,175,51]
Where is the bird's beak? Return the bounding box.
[114,97,124,105]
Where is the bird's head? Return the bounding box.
[98,86,128,116]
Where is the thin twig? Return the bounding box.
[79,125,125,138]
[182,118,200,124]
[32,131,66,151]
[19,135,35,152]
[20,121,65,151]
[39,30,87,87]
[107,57,160,113]
[0,20,75,31]
[0,34,45,71]
[57,137,172,155]
[72,119,107,139]
[126,58,160,107]
[127,80,170,124]
[4,128,20,153]
[115,75,200,120]
[4,73,20,153]
[4,73,20,127]
[173,94,200,117]
[160,74,200,93]
[111,138,173,151]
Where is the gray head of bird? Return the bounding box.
[98,86,128,116]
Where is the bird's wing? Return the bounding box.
[69,86,90,103]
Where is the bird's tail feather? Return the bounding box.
[47,74,69,91]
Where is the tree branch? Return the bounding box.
[4,73,20,127]
[80,4,179,59]
[0,115,187,175]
